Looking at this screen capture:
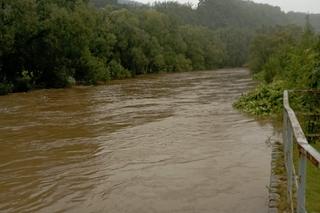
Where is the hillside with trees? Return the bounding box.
[1,0,227,94]
[93,0,320,31]
[287,12,320,32]
[234,23,320,116]
[1,0,320,95]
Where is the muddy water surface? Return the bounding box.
[0,69,273,213]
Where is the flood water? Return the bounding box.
[0,69,274,213]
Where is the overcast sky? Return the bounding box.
[140,0,320,14]
[250,0,320,13]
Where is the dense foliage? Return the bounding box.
[249,22,320,88]
[1,0,320,95]
[233,81,284,116]
[234,22,320,117]
[0,0,230,94]
[288,12,320,33]
[153,0,320,31]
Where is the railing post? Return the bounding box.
[297,152,307,213]
[283,108,294,212]
[283,110,288,159]
[287,120,293,210]
[283,90,320,213]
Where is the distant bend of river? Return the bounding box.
[0,69,274,213]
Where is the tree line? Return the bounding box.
[249,23,320,88]
[1,0,320,95]
[234,21,320,116]
[92,0,320,31]
[0,0,249,94]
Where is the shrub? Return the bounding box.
[108,60,131,79]
[0,83,13,95]
[14,70,34,92]
[80,51,111,84]
[233,81,285,117]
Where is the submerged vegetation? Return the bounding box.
[233,81,284,117]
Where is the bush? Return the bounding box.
[174,54,193,72]
[233,81,285,117]
[45,67,72,88]
[67,76,76,87]
[14,70,34,92]
[0,83,13,95]
[308,66,320,89]
[108,60,131,79]
[79,51,111,84]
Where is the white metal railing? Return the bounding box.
[283,90,320,213]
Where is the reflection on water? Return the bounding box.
[0,69,273,213]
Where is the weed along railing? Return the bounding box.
[283,90,320,213]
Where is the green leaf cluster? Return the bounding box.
[233,81,285,117]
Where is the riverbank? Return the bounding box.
[0,69,227,96]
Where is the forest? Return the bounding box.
[234,21,320,116]
[1,0,320,95]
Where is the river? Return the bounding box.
[0,69,274,213]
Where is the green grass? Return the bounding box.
[312,142,320,152]
[306,159,320,212]
[293,142,320,213]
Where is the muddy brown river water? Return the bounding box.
[0,69,274,213]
